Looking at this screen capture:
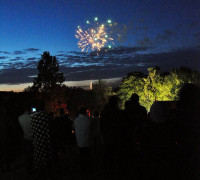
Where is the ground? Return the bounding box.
[0,145,106,180]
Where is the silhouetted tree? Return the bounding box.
[23,86,34,92]
[93,80,114,110]
[32,51,65,92]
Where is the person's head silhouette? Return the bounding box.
[108,95,119,107]
[179,83,200,109]
[78,106,87,115]
[130,93,139,105]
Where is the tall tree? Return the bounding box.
[117,67,200,111]
[93,80,113,110]
[32,51,65,92]
[118,72,145,108]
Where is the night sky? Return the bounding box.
[0,0,200,91]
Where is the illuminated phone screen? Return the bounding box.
[32,108,36,112]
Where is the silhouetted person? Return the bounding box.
[122,95,147,179]
[91,110,101,154]
[18,107,32,141]
[0,101,24,172]
[124,100,136,143]
[100,95,124,178]
[0,103,13,172]
[74,106,92,179]
[141,84,200,180]
[100,96,124,147]
[124,94,147,152]
[18,106,33,173]
[124,100,139,145]
[129,93,147,124]
[31,101,53,179]
[51,108,73,157]
[166,83,200,179]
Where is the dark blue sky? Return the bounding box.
[0,0,200,90]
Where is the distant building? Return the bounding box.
[90,82,93,90]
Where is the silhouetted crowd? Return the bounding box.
[0,83,200,180]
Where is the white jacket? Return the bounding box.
[18,111,32,140]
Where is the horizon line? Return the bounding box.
[0,77,122,92]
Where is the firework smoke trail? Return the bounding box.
[75,19,114,52]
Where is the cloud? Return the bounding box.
[56,50,68,53]
[13,50,26,55]
[56,54,67,57]
[0,51,11,54]
[89,46,152,56]
[0,56,8,60]
[25,61,38,68]
[68,51,87,55]
[61,47,200,81]
[1,46,200,84]
[9,57,23,61]
[24,48,40,52]
[0,68,37,84]
[27,57,38,61]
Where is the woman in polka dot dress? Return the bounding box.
[31,109,52,170]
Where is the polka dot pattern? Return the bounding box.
[31,112,52,169]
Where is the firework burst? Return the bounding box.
[75,18,114,52]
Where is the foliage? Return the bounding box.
[117,67,200,111]
[92,80,114,110]
[23,86,34,92]
[118,72,145,109]
[31,51,65,92]
[64,87,93,117]
[24,85,96,118]
[41,85,68,115]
